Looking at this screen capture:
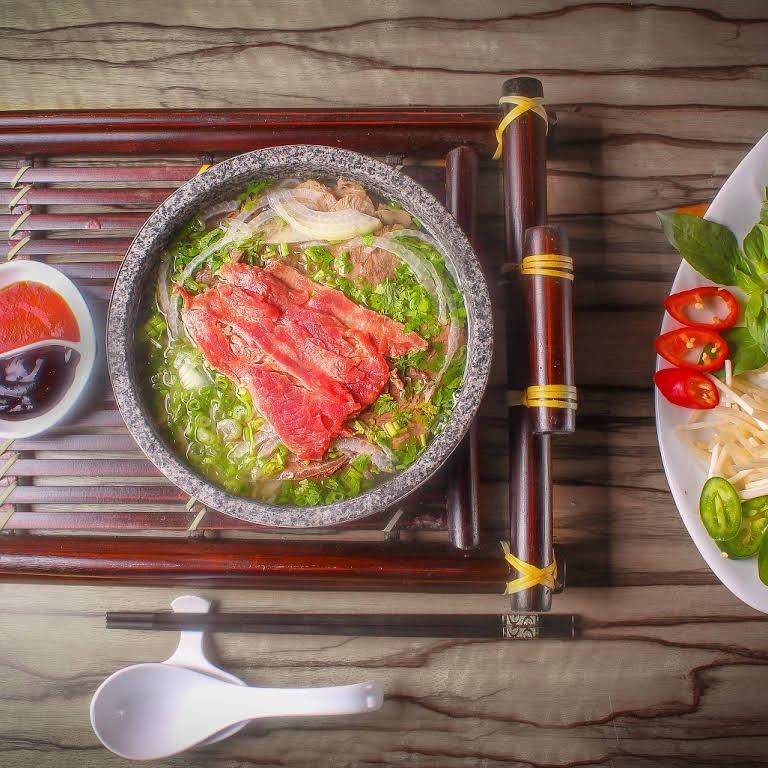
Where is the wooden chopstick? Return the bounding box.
[105,612,577,640]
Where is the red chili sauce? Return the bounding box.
[0,281,79,353]
[0,282,81,420]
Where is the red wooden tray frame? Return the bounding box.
[0,101,562,595]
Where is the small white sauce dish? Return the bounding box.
[0,260,96,439]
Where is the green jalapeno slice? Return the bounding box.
[699,477,742,541]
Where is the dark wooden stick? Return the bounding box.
[0,536,510,591]
[524,225,576,435]
[445,146,480,550]
[105,611,576,639]
[0,108,498,156]
[502,77,553,612]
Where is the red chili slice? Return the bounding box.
[664,286,739,330]
[654,368,719,409]
[654,327,728,372]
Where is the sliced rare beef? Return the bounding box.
[262,260,429,357]
[182,307,352,460]
[191,283,359,410]
[181,261,429,460]
[218,263,389,409]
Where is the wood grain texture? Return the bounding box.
[2,1,768,766]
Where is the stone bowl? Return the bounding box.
[107,146,493,528]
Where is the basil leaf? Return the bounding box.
[744,223,768,281]
[713,327,768,379]
[746,291,768,356]
[760,187,768,226]
[657,211,765,293]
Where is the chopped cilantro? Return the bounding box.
[237,179,271,203]
[258,444,289,478]
[277,452,375,506]
[371,393,397,415]
[334,250,352,275]
[392,436,422,470]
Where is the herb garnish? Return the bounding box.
[658,189,768,375]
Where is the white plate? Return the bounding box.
[0,261,96,438]
[656,131,768,613]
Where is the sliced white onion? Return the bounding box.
[216,418,242,442]
[299,240,331,249]
[228,441,251,460]
[261,223,314,244]
[238,208,277,232]
[176,231,236,284]
[266,189,380,241]
[427,321,462,399]
[156,259,179,339]
[380,233,462,395]
[334,437,395,472]
[200,199,239,224]
[175,353,208,391]
[386,228,461,288]
[256,436,283,458]
[364,236,447,324]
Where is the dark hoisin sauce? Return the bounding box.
[0,345,80,419]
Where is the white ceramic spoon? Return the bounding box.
[163,595,246,747]
[0,338,85,359]
[90,662,383,760]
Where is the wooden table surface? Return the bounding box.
[2,2,768,766]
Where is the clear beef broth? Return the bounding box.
[0,345,79,420]
[142,177,467,506]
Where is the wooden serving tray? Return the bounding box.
[0,98,566,596]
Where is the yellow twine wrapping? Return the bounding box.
[0,481,17,531]
[187,507,207,532]
[521,253,574,280]
[0,452,19,480]
[501,541,558,595]
[508,384,578,411]
[9,166,31,187]
[0,440,18,530]
[8,209,31,238]
[6,236,30,260]
[8,184,32,210]
[186,496,207,532]
[493,96,549,160]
